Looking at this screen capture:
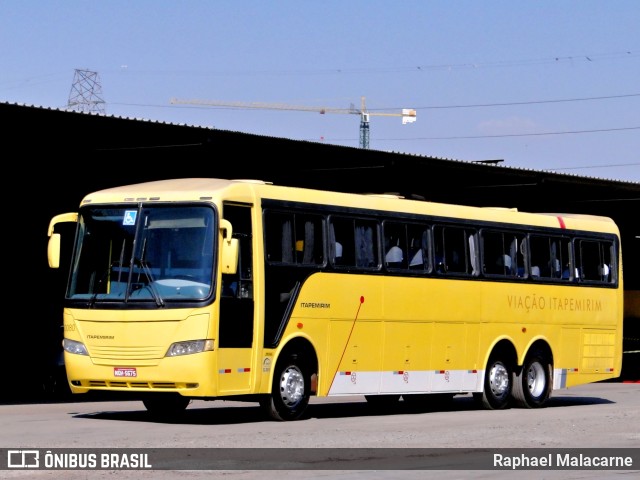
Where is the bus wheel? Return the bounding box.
[512,349,552,408]
[142,393,190,418]
[477,355,512,410]
[261,356,310,421]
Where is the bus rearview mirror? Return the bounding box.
[220,219,239,275]
[48,233,61,269]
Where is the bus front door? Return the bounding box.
[217,205,255,394]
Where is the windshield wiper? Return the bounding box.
[88,261,120,308]
[134,258,165,307]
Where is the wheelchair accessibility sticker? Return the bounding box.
[123,211,137,226]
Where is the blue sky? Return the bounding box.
[1,1,639,182]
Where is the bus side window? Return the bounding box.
[383,221,407,269]
[295,215,324,265]
[509,235,525,277]
[265,211,293,264]
[435,225,476,275]
[355,224,372,267]
[330,218,352,266]
[355,220,378,268]
[575,238,614,283]
[433,228,446,273]
[481,230,503,275]
[281,218,294,263]
[300,220,315,264]
[529,234,571,280]
[529,235,550,278]
[330,217,378,269]
[481,230,523,278]
[408,225,431,272]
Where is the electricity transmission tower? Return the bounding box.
[67,69,106,113]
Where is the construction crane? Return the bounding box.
[169,96,416,149]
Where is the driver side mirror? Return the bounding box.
[48,233,61,269]
[220,219,239,275]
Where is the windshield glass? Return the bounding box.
[68,204,216,304]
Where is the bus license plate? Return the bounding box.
[114,367,137,377]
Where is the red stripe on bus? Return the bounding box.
[557,216,566,229]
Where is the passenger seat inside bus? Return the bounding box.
[409,249,423,268]
[497,254,512,274]
[599,263,610,281]
[386,245,404,267]
[334,241,343,264]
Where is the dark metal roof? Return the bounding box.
[2,100,638,400]
[6,99,639,277]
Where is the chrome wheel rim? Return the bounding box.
[279,366,305,407]
[527,362,546,398]
[489,362,510,399]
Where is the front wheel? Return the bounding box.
[260,355,310,421]
[476,355,513,410]
[512,350,552,408]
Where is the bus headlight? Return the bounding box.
[166,339,214,357]
[62,338,88,355]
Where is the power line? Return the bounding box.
[391,126,640,140]
[99,49,637,77]
[549,162,640,172]
[399,93,640,112]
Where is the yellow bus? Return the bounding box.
[47,178,623,420]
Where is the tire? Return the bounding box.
[477,355,512,410]
[512,349,552,408]
[260,355,310,421]
[142,393,191,418]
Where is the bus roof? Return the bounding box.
[81,178,618,235]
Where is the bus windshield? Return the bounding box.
[68,204,216,304]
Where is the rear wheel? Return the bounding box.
[512,349,552,408]
[476,354,513,410]
[260,354,310,421]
